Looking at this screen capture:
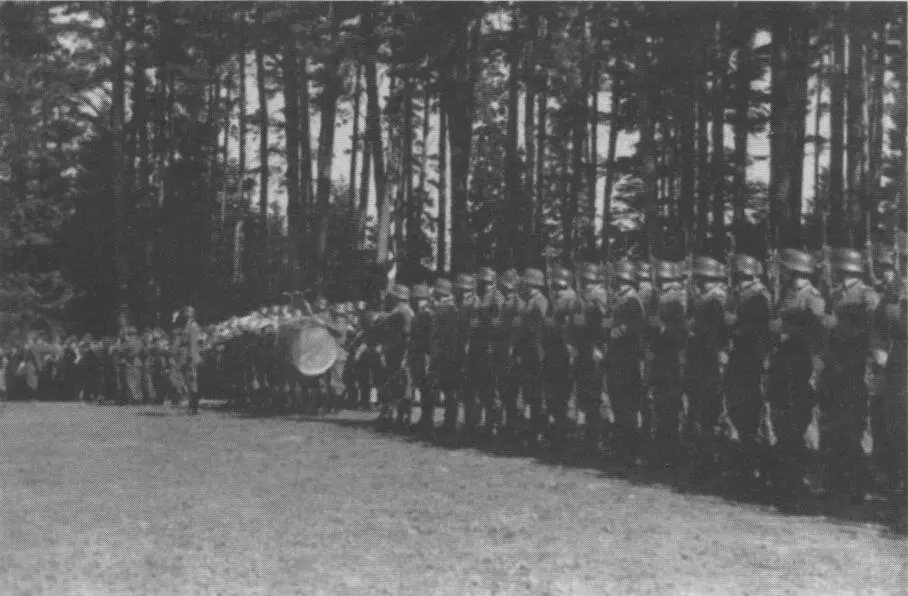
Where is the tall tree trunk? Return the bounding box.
[813,49,824,216]
[867,19,886,214]
[535,86,547,255]
[636,29,657,259]
[298,48,313,275]
[315,4,341,285]
[448,20,477,272]
[732,26,750,230]
[111,2,129,327]
[504,4,521,267]
[828,5,846,247]
[768,13,790,250]
[787,15,811,246]
[437,102,448,272]
[349,63,362,214]
[846,5,866,247]
[566,15,587,261]
[711,15,726,248]
[679,68,695,257]
[255,31,269,289]
[418,87,430,251]
[601,72,620,261]
[586,53,598,255]
[402,81,418,270]
[358,97,372,248]
[238,10,247,202]
[283,25,301,282]
[132,4,152,323]
[522,11,537,268]
[365,7,390,266]
[696,69,710,251]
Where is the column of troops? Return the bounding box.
[327,247,905,518]
[1,306,203,414]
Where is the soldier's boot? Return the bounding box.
[417,384,435,436]
[441,391,459,437]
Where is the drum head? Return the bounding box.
[284,321,338,377]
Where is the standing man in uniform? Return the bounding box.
[684,256,731,484]
[604,259,645,461]
[409,284,434,432]
[574,264,610,453]
[650,260,688,467]
[474,267,503,440]
[724,254,772,490]
[766,249,826,512]
[821,248,880,504]
[548,265,580,448]
[496,269,524,440]
[517,268,551,448]
[455,274,481,438]
[376,285,414,424]
[116,326,143,405]
[431,278,460,438]
[175,305,202,414]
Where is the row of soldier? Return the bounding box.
[326,248,905,518]
[0,307,202,414]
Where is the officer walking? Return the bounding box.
[174,306,202,414]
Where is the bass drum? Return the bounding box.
[280,319,338,377]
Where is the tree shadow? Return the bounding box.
[202,397,906,535]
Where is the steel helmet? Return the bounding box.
[780,248,815,275]
[832,247,865,275]
[390,284,410,301]
[733,254,762,278]
[455,273,475,291]
[656,260,684,281]
[522,268,546,288]
[692,256,725,280]
[411,283,431,300]
[637,261,653,281]
[552,266,573,287]
[433,278,453,297]
[477,267,497,284]
[580,263,604,283]
[499,269,519,290]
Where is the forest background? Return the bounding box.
[0,1,905,335]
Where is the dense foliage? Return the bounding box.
[0,2,905,334]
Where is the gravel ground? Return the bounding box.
[0,402,904,595]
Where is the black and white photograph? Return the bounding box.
[0,1,906,593]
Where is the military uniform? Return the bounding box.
[650,261,688,464]
[116,328,144,405]
[496,270,524,437]
[547,267,580,445]
[431,279,461,434]
[375,285,414,422]
[684,257,731,481]
[517,269,550,444]
[472,269,504,438]
[821,249,880,502]
[574,265,609,449]
[603,260,645,457]
[174,308,202,414]
[724,255,772,485]
[409,285,434,432]
[456,275,482,436]
[767,249,826,509]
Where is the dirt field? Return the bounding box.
[0,402,904,595]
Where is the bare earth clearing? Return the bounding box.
[0,402,904,595]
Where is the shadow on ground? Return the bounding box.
[179,396,907,535]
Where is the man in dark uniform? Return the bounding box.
[116,326,144,405]
[821,248,880,504]
[547,265,580,447]
[604,259,645,460]
[430,278,460,437]
[574,264,610,452]
[409,284,434,432]
[517,268,550,447]
[375,285,414,424]
[174,306,202,414]
[496,269,524,439]
[766,249,826,511]
[455,273,482,438]
[874,257,907,529]
[650,260,688,467]
[474,267,504,440]
[724,254,772,489]
[684,256,731,484]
